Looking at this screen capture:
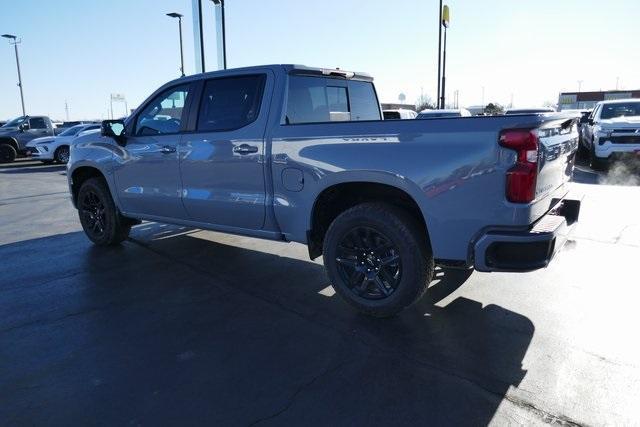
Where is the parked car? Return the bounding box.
[581,99,640,170]
[0,115,56,163]
[416,108,471,119]
[504,107,555,115]
[68,64,581,317]
[26,123,102,164]
[383,109,417,120]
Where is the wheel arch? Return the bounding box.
[0,137,19,151]
[70,165,110,208]
[307,176,433,259]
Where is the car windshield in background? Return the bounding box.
[2,116,27,127]
[504,109,554,115]
[59,125,86,136]
[417,112,460,119]
[600,102,640,119]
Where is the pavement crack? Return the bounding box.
[504,395,586,426]
[247,360,351,426]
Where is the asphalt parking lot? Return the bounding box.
[1,158,639,426]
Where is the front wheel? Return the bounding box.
[54,145,70,164]
[0,144,17,163]
[589,142,608,171]
[77,177,131,245]
[323,203,434,317]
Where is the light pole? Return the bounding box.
[439,5,450,109]
[166,13,185,76]
[2,34,26,116]
[436,0,443,109]
[212,0,227,69]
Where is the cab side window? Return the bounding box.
[285,76,381,124]
[136,85,190,136]
[196,74,266,132]
[29,117,47,129]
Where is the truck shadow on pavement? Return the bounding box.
[0,224,534,426]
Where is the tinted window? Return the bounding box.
[29,117,47,129]
[196,75,266,132]
[384,111,401,120]
[286,77,381,124]
[348,81,381,121]
[136,85,190,136]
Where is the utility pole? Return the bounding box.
[577,80,583,92]
[166,13,185,76]
[212,0,227,69]
[482,86,485,107]
[439,5,450,109]
[2,34,26,116]
[65,100,69,121]
[436,0,443,109]
[615,77,619,90]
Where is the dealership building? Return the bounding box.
[558,89,640,111]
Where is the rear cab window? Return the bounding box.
[285,76,381,124]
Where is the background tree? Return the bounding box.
[416,94,436,112]
[484,102,504,115]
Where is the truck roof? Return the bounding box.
[170,64,373,85]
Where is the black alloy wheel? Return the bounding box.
[335,226,402,300]
[81,190,107,239]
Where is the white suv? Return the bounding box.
[582,99,640,170]
[26,123,100,164]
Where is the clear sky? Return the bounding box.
[1,0,638,120]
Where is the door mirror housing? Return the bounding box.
[18,122,29,132]
[588,118,594,126]
[101,120,126,145]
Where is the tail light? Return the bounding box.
[499,129,539,203]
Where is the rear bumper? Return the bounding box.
[473,196,581,272]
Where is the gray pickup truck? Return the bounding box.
[67,64,581,316]
[0,115,56,163]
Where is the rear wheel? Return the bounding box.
[54,145,70,164]
[323,202,433,317]
[77,177,131,245]
[0,144,17,163]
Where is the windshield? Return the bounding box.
[59,125,86,137]
[600,102,640,119]
[2,116,27,128]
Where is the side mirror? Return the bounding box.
[101,120,126,145]
[588,118,594,125]
[19,122,29,132]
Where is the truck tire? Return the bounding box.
[0,144,17,163]
[54,145,70,164]
[77,177,131,245]
[323,202,434,317]
[589,143,607,171]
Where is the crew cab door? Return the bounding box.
[16,117,51,149]
[179,71,271,229]
[113,83,193,219]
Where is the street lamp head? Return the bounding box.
[166,12,183,18]
[2,34,17,39]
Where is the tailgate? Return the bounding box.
[534,117,579,201]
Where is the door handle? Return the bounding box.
[233,144,259,155]
[160,145,176,154]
